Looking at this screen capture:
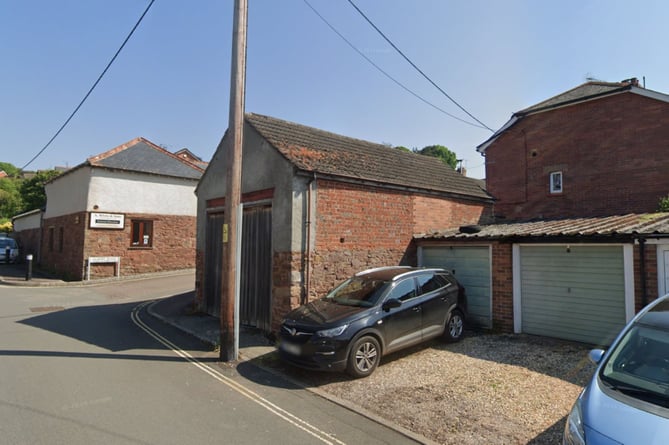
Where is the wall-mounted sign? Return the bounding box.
[90,212,125,229]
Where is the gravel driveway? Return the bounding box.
[257,332,597,445]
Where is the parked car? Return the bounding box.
[0,236,19,263]
[563,293,669,445]
[279,266,467,378]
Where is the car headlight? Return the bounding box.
[316,324,348,338]
[563,399,585,445]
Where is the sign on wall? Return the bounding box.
[89,212,125,229]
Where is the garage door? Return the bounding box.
[421,246,491,328]
[520,245,626,345]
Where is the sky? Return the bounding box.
[2,0,669,180]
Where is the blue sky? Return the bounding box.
[2,0,668,179]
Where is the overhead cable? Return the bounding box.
[21,0,156,170]
[347,0,494,133]
[302,0,489,130]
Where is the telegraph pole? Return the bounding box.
[220,0,247,361]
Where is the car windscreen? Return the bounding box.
[324,277,389,307]
[0,238,17,249]
[600,324,669,408]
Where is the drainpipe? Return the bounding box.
[639,237,647,307]
[303,173,316,305]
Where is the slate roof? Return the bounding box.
[415,213,669,241]
[477,78,669,154]
[245,113,491,201]
[87,137,203,180]
[516,80,633,116]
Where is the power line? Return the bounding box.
[302,0,488,130]
[21,0,156,171]
[346,0,494,133]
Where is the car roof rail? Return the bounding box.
[355,266,412,276]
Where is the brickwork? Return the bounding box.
[41,212,87,280]
[634,243,659,311]
[13,228,41,261]
[41,212,196,281]
[271,251,304,332]
[412,194,491,232]
[486,93,669,220]
[490,242,514,332]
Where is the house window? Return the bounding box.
[550,171,563,194]
[58,227,64,253]
[131,220,153,247]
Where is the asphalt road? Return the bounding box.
[0,273,420,445]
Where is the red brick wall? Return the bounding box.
[490,242,514,332]
[85,213,196,279]
[13,227,41,262]
[413,194,490,233]
[41,212,87,280]
[485,93,669,220]
[41,212,196,281]
[308,181,413,298]
[634,243,659,311]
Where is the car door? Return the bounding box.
[417,272,458,339]
[379,277,423,354]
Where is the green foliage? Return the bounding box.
[659,195,669,212]
[19,169,61,212]
[0,162,20,177]
[0,220,12,233]
[394,146,412,153]
[0,178,23,219]
[417,145,457,169]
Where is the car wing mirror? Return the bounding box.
[382,299,402,311]
[588,349,606,365]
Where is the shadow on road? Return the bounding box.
[10,299,217,363]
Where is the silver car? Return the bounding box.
[0,237,19,263]
[564,294,669,444]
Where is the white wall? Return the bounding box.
[45,166,198,218]
[44,166,91,218]
[88,169,198,216]
[12,210,42,231]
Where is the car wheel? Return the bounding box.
[444,309,464,342]
[346,336,380,378]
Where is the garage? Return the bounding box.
[420,245,491,328]
[517,245,628,345]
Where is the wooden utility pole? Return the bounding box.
[220,0,247,361]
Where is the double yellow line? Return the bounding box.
[131,301,346,445]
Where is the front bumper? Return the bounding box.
[278,334,349,372]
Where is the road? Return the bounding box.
[0,273,420,445]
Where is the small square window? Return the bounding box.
[550,171,563,194]
[131,220,153,247]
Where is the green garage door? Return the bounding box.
[520,245,626,345]
[421,246,491,328]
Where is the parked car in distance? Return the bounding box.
[0,236,19,263]
[279,266,467,378]
[564,293,669,445]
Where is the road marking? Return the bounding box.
[131,301,346,445]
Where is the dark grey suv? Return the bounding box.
[279,266,467,378]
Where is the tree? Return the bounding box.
[394,145,412,153]
[417,145,457,169]
[0,178,22,220]
[19,169,61,211]
[0,162,20,177]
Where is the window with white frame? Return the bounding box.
[550,171,563,194]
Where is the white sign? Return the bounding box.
[90,212,125,229]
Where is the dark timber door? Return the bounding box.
[204,212,224,316]
[240,206,272,331]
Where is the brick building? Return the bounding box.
[14,137,204,281]
[195,113,493,333]
[416,79,669,345]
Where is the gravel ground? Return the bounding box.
[257,332,597,445]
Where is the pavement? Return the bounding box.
[0,262,276,362]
